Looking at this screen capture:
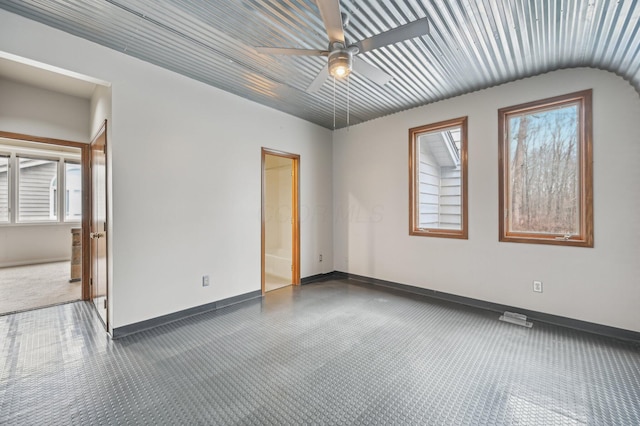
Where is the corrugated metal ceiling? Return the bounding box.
[1,0,639,129]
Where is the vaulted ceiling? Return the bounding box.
[1,0,639,129]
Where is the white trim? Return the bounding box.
[0,220,80,228]
[0,51,111,87]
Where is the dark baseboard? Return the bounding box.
[300,272,337,285]
[330,271,640,343]
[112,273,639,343]
[112,290,262,339]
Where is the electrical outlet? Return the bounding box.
[202,275,210,287]
[319,254,323,262]
[533,280,542,293]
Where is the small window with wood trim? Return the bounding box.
[498,90,593,247]
[409,116,468,239]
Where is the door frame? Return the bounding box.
[89,120,109,329]
[0,130,91,299]
[261,148,300,293]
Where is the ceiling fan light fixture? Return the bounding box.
[328,50,353,78]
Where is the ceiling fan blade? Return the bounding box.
[255,47,329,56]
[352,58,392,86]
[355,17,429,53]
[306,65,329,93]
[316,0,345,44]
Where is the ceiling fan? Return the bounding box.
[255,0,429,93]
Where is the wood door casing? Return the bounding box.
[90,121,108,328]
[261,148,300,294]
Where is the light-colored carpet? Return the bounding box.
[0,261,81,315]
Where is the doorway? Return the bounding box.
[90,121,108,328]
[0,131,89,315]
[261,148,300,293]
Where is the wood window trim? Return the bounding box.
[0,130,91,298]
[498,89,594,247]
[409,116,468,239]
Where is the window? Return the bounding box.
[409,116,468,239]
[0,155,8,222]
[18,156,59,222]
[65,161,82,221]
[498,90,593,247]
[0,139,82,225]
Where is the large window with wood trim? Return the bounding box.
[0,139,82,225]
[409,116,468,239]
[498,90,593,247]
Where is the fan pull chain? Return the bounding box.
[332,76,336,130]
[347,74,350,129]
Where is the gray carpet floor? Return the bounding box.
[1,279,639,425]
[0,261,81,315]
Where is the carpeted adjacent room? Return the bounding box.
[0,261,80,315]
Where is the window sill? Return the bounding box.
[0,221,81,228]
[500,234,593,247]
[410,229,468,239]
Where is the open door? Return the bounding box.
[90,121,108,328]
[0,131,88,314]
[261,148,300,293]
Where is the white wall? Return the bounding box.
[90,84,112,138]
[0,9,333,331]
[265,157,293,255]
[0,224,76,267]
[0,78,90,141]
[334,68,640,333]
[0,78,89,267]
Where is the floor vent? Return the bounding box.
[499,311,533,328]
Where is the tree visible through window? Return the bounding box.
[498,90,593,246]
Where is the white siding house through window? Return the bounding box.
[65,162,81,222]
[0,155,8,222]
[0,141,82,224]
[418,129,462,230]
[18,158,58,222]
